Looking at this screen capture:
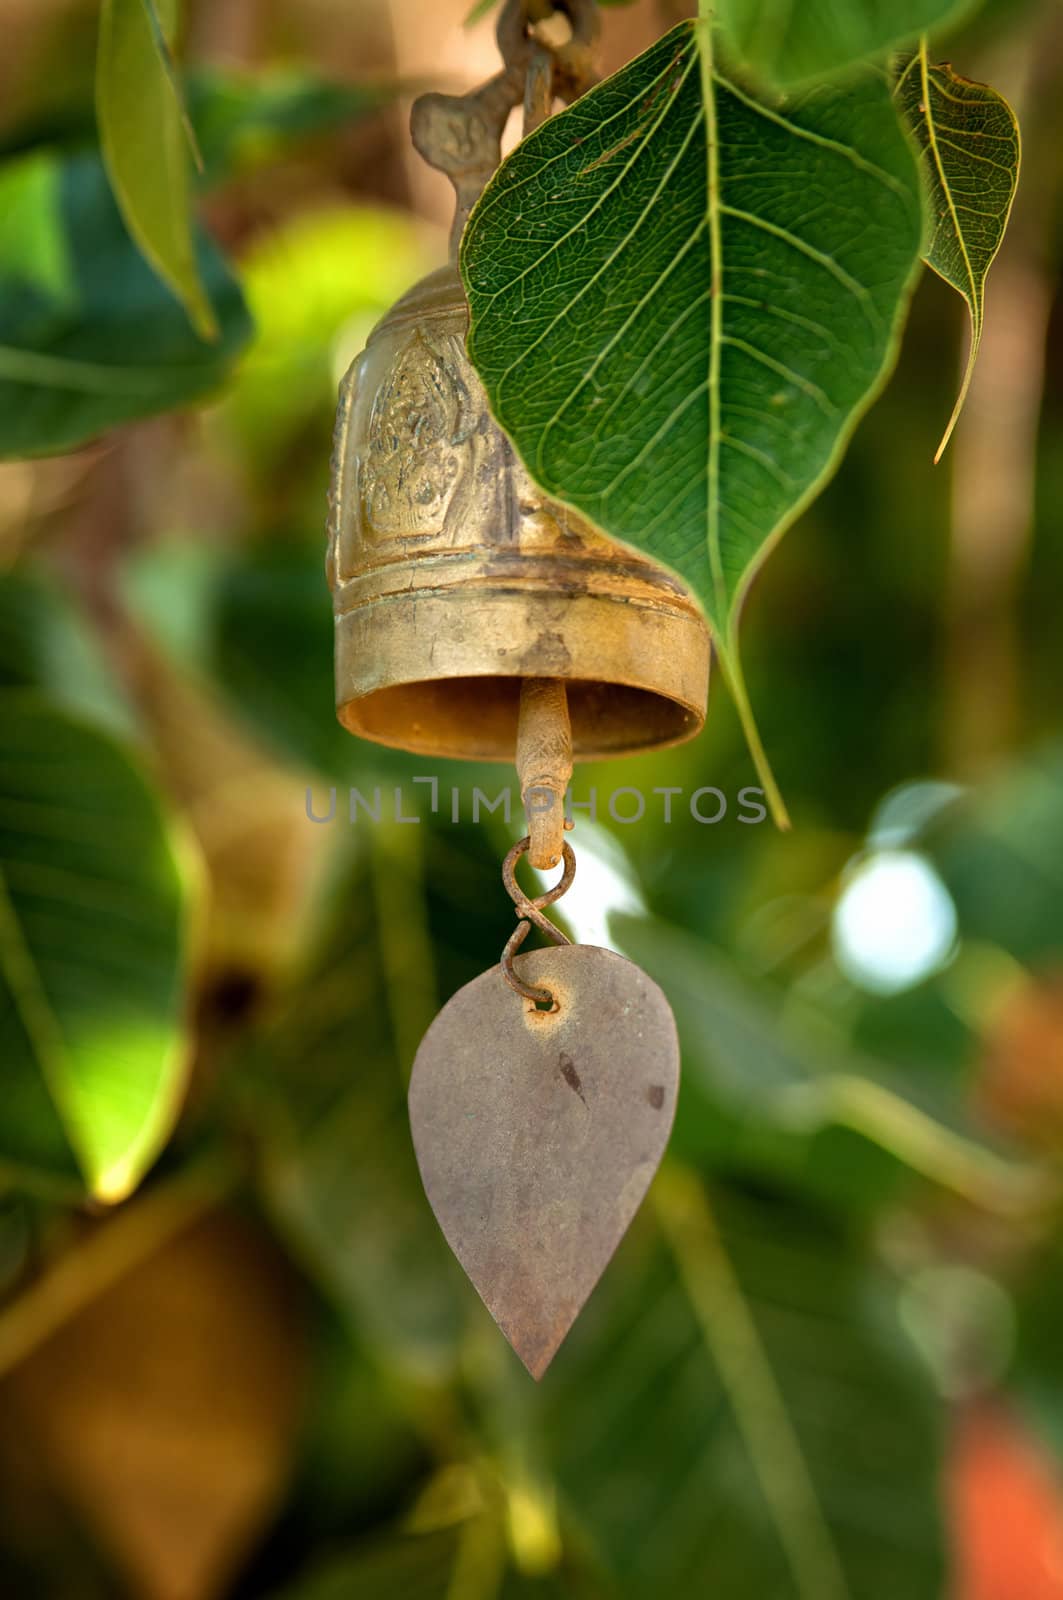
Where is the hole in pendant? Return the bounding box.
[530,991,559,1015]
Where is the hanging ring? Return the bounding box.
[500,836,576,1007]
[508,0,599,105]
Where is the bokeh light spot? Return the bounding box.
[832,849,958,995]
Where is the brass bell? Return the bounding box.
[326,0,710,857]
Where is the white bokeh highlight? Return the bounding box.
[832,849,958,995]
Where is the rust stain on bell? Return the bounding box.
[408,945,680,1378]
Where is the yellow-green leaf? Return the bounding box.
[895,43,1020,460]
[96,0,217,340]
[0,693,199,1200]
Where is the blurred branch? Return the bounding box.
[0,1161,234,1380]
[445,1510,508,1600]
[804,1076,1058,1220]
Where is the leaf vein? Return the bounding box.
[714,70,911,200]
[537,209,708,464]
[719,334,836,416]
[719,431,796,491]
[591,284,714,443]
[471,44,699,315]
[719,205,878,325]
[600,379,710,508]
[468,34,697,231]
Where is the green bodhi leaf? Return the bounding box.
[461,20,923,823]
[97,0,216,339]
[895,42,1021,460]
[188,70,394,186]
[715,0,974,88]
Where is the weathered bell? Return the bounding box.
[327,0,709,773]
[327,262,710,763]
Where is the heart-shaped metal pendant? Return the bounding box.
[408,943,679,1378]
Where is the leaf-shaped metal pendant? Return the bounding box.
[408,944,679,1378]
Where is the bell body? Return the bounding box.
[327,266,709,762]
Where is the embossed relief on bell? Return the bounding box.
[330,296,517,585]
[360,327,480,543]
[327,266,624,586]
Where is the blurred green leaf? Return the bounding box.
[269,1527,462,1600]
[0,565,136,740]
[96,0,216,337]
[210,542,357,777]
[0,64,395,184]
[119,539,223,675]
[0,147,251,458]
[845,978,974,1086]
[189,68,394,185]
[895,45,1020,459]
[270,1522,606,1600]
[247,841,466,1375]
[0,692,197,1199]
[615,913,1038,1216]
[925,744,1063,966]
[1010,1238,1063,1470]
[716,0,974,85]
[461,25,922,817]
[123,533,423,782]
[539,1174,945,1599]
[121,536,357,775]
[283,1315,431,1542]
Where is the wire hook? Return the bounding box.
[500,836,576,1007]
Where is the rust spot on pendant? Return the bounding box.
[408,944,679,1378]
[558,1051,586,1106]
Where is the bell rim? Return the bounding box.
[334,584,710,763]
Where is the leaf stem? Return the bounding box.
[718,639,791,830]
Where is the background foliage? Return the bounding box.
[0,0,1062,1597]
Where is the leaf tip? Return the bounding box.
[91,1163,138,1206]
[189,292,221,343]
